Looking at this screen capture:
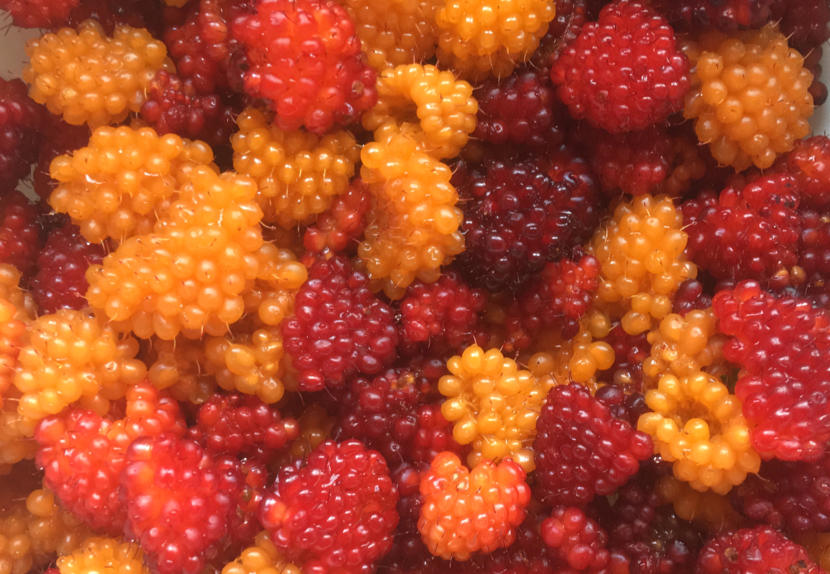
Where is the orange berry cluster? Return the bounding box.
[362,64,478,159]
[417,451,530,560]
[358,129,464,298]
[683,24,814,170]
[49,126,215,243]
[438,344,550,472]
[657,475,745,533]
[56,537,147,574]
[221,531,300,574]
[638,371,760,494]
[144,338,217,405]
[435,0,556,80]
[342,0,442,71]
[232,108,361,228]
[643,309,726,385]
[13,309,146,424]
[567,311,616,387]
[23,20,170,127]
[85,166,265,341]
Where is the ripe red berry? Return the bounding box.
[652,0,775,31]
[282,256,398,391]
[233,0,377,134]
[0,78,45,191]
[534,383,653,507]
[260,439,399,574]
[303,179,371,255]
[552,0,690,133]
[532,0,590,69]
[541,506,610,572]
[0,0,78,28]
[697,526,823,574]
[0,190,44,279]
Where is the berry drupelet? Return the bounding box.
[541,506,610,572]
[0,78,45,191]
[697,526,824,574]
[0,191,43,280]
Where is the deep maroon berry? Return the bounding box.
[0,190,43,278]
[0,78,45,191]
[532,0,590,69]
[652,0,775,31]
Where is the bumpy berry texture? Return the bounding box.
[362,64,478,160]
[303,179,371,254]
[534,383,652,507]
[552,0,689,133]
[439,344,550,472]
[697,526,823,574]
[683,174,803,286]
[23,20,170,126]
[418,451,530,560]
[532,0,589,69]
[233,0,377,134]
[144,337,217,404]
[779,136,830,210]
[282,256,398,391]
[0,191,42,280]
[638,371,760,494]
[657,474,744,533]
[48,125,215,244]
[13,309,146,423]
[190,392,298,458]
[85,166,265,341]
[358,129,464,298]
[260,440,399,574]
[231,107,360,228]
[713,281,830,461]
[31,223,106,314]
[141,70,239,149]
[473,70,564,150]
[454,148,600,292]
[122,435,237,574]
[652,0,775,31]
[0,0,79,27]
[398,272,486,357]
[341,0,441,71]
[541,506,610,572]
[774,0,830,55]
[222,530,301,574]
[36,382,185,534]
[32,117,89,203]
[0,78,45,191]
[335,368,460,467]
[589,194,697,337]
[683,25,814,170]
[435,0,556,81]
[56,537,148,574]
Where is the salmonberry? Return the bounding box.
[56,537,147,574]
[302,179,371,255]
[541,506,610,572]
[0,0,79,27]
[0,78,45,191]
[0,190,43,280]
[221,530,300,574]
[652,0,775,31]
[697,526,823,574]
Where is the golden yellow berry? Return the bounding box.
[49,126,215,243]
[439,344,550,472]
[435,0,556,81]
[359,130,464,298]
[144,338,216,405]
[342,0,442,70]
[683,25,814,170]
[13,309,146,424]
[232,107,360,228]
[85,166,264,340]
[657,475,744,533]
[221,531,300,574]
[23,20,170,127]
[57,537,147,574]
[567,317,615,387]
[638,372,761,494]
[362,64,478,159]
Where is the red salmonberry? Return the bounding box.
[652,0,775,31]
[0,0,78,28]
[282,255,398,392]
[454,148,600,292]
[672,279,714,316]
[189,392,299,459]
[0,190,44,279]
[541,506,610,572]
[773,0,830,54]
[0,78,45,191]
[260,439,399,574]
[122,434,238,574]
[532,0,590,69]
[777,136,830,211]
[697,526,823,574]
[303,179,371,255]
[713,281,830,461]
[551,0,690,133]
[67,0,164,35]
[798,209,830,307]
[31,222,106,314]
[233,0,377,134]
[594,384,648,427]
[534,383,653,507]
[473,70,565,150]
[595,325,650,390]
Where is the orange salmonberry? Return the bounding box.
[57,537,148,574]
[567,312,616,387]
[683,24,814,170]
[358,129,464,298]
[23,20,170,127]
[144,338,217,405]
[48,126,215,244]
[362,64,478,159]
[435,0,556,81]
[418,451,530,560]
[341,0,442,71]
[657,475,745,533]
[439,344,550,472]
[12,309,146,424]
[85,166,264,340]
[231,107,360,228]
[638,371,761,494]
[221,531,300,574]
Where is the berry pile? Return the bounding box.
[0,0,828,572]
